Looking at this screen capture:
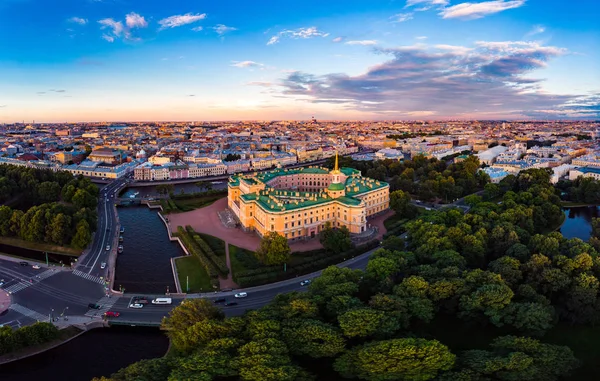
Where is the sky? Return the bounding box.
[0,0,598,122]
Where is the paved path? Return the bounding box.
[219,243,238,289]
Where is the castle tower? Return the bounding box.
[327,152,345,198]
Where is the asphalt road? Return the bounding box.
[77,176,129,277]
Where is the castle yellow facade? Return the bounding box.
[228,155,389,240]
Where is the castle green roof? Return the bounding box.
[328,182,345,191]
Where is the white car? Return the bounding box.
[129,303,144,309]
[300,280,311,286]
[32,265,40,269]
[234,292,248,298]
[106,245,110,251]
[100,262,106,269]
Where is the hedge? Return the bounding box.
[235,239,380,287]
[193,234,229,276]
[177,226,219,288]
[0,322,59,356]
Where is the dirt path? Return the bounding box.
[219,243,238,289]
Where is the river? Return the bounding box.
[560,206,600,241]
[0,327,169,381]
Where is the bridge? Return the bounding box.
[108,320,163,328]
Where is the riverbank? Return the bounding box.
[0,237,81,257]
[0,326,83,365]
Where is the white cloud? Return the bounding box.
[332,36,344,43]
[231,60,263,68]
[68,17,88,25]
[98,18,124,37]
[191,26,203,32]
[267,36,280,45]
[525,24,545,37]
[416,36,428,40]
[266,27,329,45]
[434,44,474,54]
[102,34,115,42]
[246,81,273,87]
[213,24,237,35]
[440,0,526,19]
[159,13,206,29]
[125,12,147,29]
[391,13,414,22]
[345,40,378,46]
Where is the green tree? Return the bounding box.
[71,219,92,249]
[282,319,346,358]
[334,338,455,381]
[255,232,291,265]
[319,221,352,254]
[49,213,71,245]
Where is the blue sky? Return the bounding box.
[0,0,598,122]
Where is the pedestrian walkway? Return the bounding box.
[84,295,117,317]
[9,303,48,323]
[73,269,106,285]
[219,242,238,289]
[2,269,58,295]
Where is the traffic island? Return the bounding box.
[0,291,11,315]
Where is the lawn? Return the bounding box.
[228,244,260,280]
[383,213,407,230]
[172,195,223,212]
[174,256,214,293]
[0,236,81,256]
[198,233,226,258]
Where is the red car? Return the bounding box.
[104,311,120,317]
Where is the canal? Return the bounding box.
[0,326,169,381]
[560,206,600,241]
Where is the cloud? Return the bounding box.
[246,81,274,87]
[102,34,115,42]
[213,24,237,35]
[187,94,195,97]
[98,18,124,37]
[346,40,378,46]
[68,17,88,25]
[416,36,428,40]
[391,13,414,22]
[191,26,203,32]
[276,40,597,119]
[332,37,344,43]
[266,26,329,45]
[125,12,147,29]
[231,60,263,68]
[405,0,449,10]
[525,24,545,37]
[159,13,206,29]
[440,0,526,19]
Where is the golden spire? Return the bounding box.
[334,151,339,172]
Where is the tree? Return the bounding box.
[282,319,346,358]
[389,190,417,218]
[461,336,579,381]
[196,181,213,192]
[72,188,96,209]
[319,222,352,254]
[334,338,455,381]
[255,232,290,265]
[464,194,483,207]
[156,184,175,197]
[71,219,92,249]
[49,213,71,245]
[338,308,398,338]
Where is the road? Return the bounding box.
[0,245,375,328]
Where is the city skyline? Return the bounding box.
[0,0,598,122]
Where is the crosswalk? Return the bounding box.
[9,303,49,322]
[1,269,59,294]
[3,281,30,294]
[73,269,107,285]
[85,295,117,317]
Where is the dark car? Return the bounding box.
[88,303,101,309]
[19,261,28,266]
[133,297,149,304]
[224,301,238,306]
[213,298,226,304]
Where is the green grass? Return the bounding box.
[0,236,81,256]
[199,233,226,258]
[384,213,405,229]
[171,195,223,213]
[174,256,214,293]
[228,244,260,280]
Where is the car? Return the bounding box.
[19,261,28,266]
[0,281,4,287]
[300,280,311,286]
[88,303,101,309]
[105,245,110,251]
[129,303,144,309]
[224,301,238,306]
[221,288,233,292]
[106,227,110,232]
[100,262,106,269]
[32,265,40,269]
[104,311,120,317]
[133,297,149,304]
[234,292,248,298]
[213,298,226,304]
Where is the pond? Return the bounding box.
[560,206,600,241]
